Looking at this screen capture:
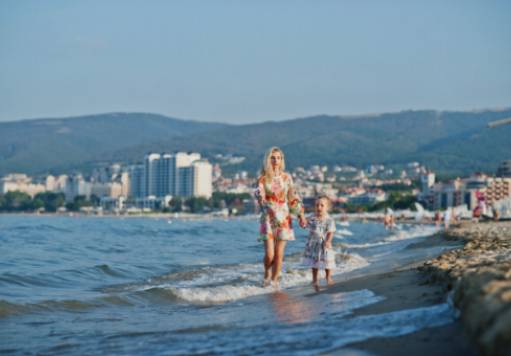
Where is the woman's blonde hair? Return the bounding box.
[260,146,286,180]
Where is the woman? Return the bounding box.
[255,147,305,287]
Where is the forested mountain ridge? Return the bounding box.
[1,109,510,176]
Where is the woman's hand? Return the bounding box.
[324,241,332,249]
[298,215,307,228]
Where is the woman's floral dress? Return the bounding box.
[302,215,336,269]
[256,173,303,241]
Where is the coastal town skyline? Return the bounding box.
[2,150,510,215]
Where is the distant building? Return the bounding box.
[120,171,130,197]
[191,160,213,198]
[46,175,68,193]
[129,152,212,199]
[420,173,511,210]
[420,172,435,192]
[66,174,91,202]
[100,196,126,211]
[0,173,46,197]
[485,177,511,206]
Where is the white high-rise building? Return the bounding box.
[129,152,212,199]
[192,160,213,198]
[420,171,435,193]
[120,171,130,197]
[144,153,161,197]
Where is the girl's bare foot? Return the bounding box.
[326,278,334,286]
[313,282,320,292]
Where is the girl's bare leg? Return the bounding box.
[312,268,320,292]
[271,240,287,285]
[325,269,333,285]
[263,239,275,285]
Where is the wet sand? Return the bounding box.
[324,265,477,355]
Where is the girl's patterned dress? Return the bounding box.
[302,215,336,269]
[256,173,303,241]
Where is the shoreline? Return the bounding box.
[420,221,511,356]
[320,220,511,355]
[326,265,476,355]
[0,211,442,225]
[0,211,259,220]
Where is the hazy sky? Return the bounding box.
[1,0,510,123]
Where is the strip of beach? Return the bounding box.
[324,221,511,356]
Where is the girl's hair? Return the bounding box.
[315,195,332,210]
[260,147,286,180]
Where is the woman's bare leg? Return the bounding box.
[264,239,275,285]
[271,240,287,285]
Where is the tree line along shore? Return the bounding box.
[0,189,419,217]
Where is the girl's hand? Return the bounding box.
[325,241,332,249]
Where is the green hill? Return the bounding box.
[0,112,228,175]
[1,109,510,176]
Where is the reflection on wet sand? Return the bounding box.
[270,291,314,324]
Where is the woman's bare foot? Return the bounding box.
[263,278,271,287]
[313,282,320,292]
[326,278,334,286]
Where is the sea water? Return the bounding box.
[0,215,458,355]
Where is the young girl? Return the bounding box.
[301,195,336,291]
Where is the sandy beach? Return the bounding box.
[421,221,511,356]
[319,220,511,356]
[326,265,476,355]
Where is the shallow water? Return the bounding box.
[1,215,457,354]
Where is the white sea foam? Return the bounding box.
[344,225,439,249]
[383,225,439,242]
[338,221,350,227]
[167,269,312,304]
[336,253,370,273]
[171,284,270,304]
[335,228,353,237]
[144,252,370,304]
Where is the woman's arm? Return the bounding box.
[256,176,267,207]
[286,174,305,221]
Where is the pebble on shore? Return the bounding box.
[419,221,511,356]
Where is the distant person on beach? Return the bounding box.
[255,147,305,288]
[300,195,336,292]
[443,208,452,230]
[434,210,442,227]
[492,205,500,221]
[472,207,480,223]
[383,208,395,230]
